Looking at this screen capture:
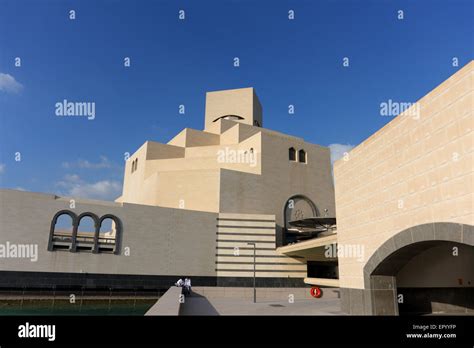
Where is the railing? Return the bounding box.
[48,211,122,255]
[50,231,116,253]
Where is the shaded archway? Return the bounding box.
[71,212,99,252]
[298,149,306,163]
[282,195,319,245]
[288,147,296,161]
[363,222,473,315]
[95,214,122,254]
[48,210,77,251]
[48,210,122,254]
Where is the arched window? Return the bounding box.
[75,214,98,252]
[48,210,76,251]
[213,114,245,123]
[299,149,306,163]
[131,158,138,173]
[56,214,74,234]
[49,211,121,254]
[289,147,296,161]
[97,216,119,254]
[282,195,319,246]
[97,214,122,254]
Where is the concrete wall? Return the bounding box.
[145,286,182,315]
[204,87,262,129]
[214,213,306,280]
[334,61,473,291]
[0,189,217,277]
[334,61,473,314]
[219,129,335,228]
[119,122,335,226]
[397,244,474,288]
[119,87,335,230]
[0,190,309,288]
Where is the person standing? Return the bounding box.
[184,278,191,295]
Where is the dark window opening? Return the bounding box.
[48,211,121,255]
[49,212,74,251]
[307,261,339,279]
[299,149,306,163]
[131,158,138,173]
[213,114,244,122]
[289,147,296,161]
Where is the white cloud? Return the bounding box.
[62,156,112,169]
[0,164,5,174]
[63,174,81,183]
[56,174,121,201]
[0,73,23,94]
[69,180,121,200]
[328,143,355,165]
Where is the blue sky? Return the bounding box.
[0,0,472,200]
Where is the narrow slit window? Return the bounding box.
[299,149,306,163]
[289,147,296,161]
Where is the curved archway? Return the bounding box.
[298,149,306,163]
[288,147,296,161]
[71,212,100,252]
[362,222,473,315]
[282,195,319,245]
[48,210,77,251]
[51,209,77,225]
[95,214,122,254]
[212,114,244,123]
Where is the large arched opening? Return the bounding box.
[282,195,319,245]
[363,223,473,315]
[48,210,77,251]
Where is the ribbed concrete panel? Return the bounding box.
[216,248,283,256]
[216,271,306,278]
[216,220,276,228]
[215,213,306,279]
[217,241,276,249]
[216,256,304,264]
[216,263,306,271]
[217,234,275,242]
[217,227,275,234]
[218,213,275,220]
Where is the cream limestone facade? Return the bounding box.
[118,87,336,233]
[0,87,336,289]
[333,61,473,314]
[2,64,470,314]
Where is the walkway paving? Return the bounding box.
[179,296,343,315]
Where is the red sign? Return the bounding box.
[310,287,322,298]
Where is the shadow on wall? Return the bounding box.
[363,223,474,315]
[398,287,473,315]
